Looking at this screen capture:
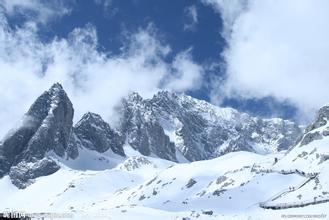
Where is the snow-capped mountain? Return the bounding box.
[118,91,302,161]
[73,112,125,157]
[0,83,76,188]
[1,83,328,219]
[0,83,302,189]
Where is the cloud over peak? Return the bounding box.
[0,4,204,137]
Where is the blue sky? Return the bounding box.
[46,0,298,119]
[5,0,225,99]
[1,0,329,135]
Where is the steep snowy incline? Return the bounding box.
[259,104,329,210]
[274,104,329,173]
[0,150,320,220]
[101,151,305,214]
[0,153,174,213]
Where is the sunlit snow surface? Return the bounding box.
[1,148,328,220]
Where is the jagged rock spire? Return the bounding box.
[0,83,75,185]
[73,112,125,156]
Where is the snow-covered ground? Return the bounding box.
[1,149,328,220]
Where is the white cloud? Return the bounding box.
[94,0,116,16]
[164,49,204,92]
[0,0,72,23]
[202,0,247,38]
[0,12,203,137]
[184,5,198,31]
[204,0,329,121]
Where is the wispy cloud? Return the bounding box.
[204,0,329,121]
[0,7,204,137]
[94,0,117,17]
[94,0,112,8]
[184,5,198,31]
[0,0,73,24]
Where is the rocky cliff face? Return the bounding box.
[9,158,60,189]
[0,83,130,188]
[0,83,75,183]
[73,112,125,156]
[273,104,329,173]
[299,105,329,146]
[116,91,302,161]
[0,84,303,188]
[118,92,177,162]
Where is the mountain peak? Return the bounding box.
[152,90,180,102]
[0,83,75,184]
[49,82,64,91]
[27,83,72,120]
[0,86,303,188]
[83,112,102,121]
[153,90,175,98]
[127,92,143,102]
[117,90,302,161]
[305,105,329,133]
[74,112,125,156]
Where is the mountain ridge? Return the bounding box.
[0,83,302,188]
[1,84,329,218]
[120,89,302,161]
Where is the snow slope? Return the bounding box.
[0,86,327,219]
[1,150,327,220]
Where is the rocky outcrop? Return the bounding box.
[116,91,302,161]
[119,156,154,171]
[0,84,304,188]
[305,105,329,133]
[118,92,177,161]
[273,104,329,173]
[73,112,125,156]
[9,158,60,189]
[0,83,132,188]
[298,105,329,147]
[0,83,75,180]
[0,83,128,188]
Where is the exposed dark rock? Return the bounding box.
[213,189,226,196]
[216,176,227,185]
[300,131,322,147]
[116,91,301,162]
[186,178,197,188]
[0,83,75,179]
[118,93,177,161]
[120,156,154,171]
[9,157,60,189]
[0,86,304,189]
[323,128,329,136]
[139,194,146,201]
[66,132,80,159]
[202,210,213,215]
[73,112,125,156]
[305,105,329,133]
[318,154,329,164]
